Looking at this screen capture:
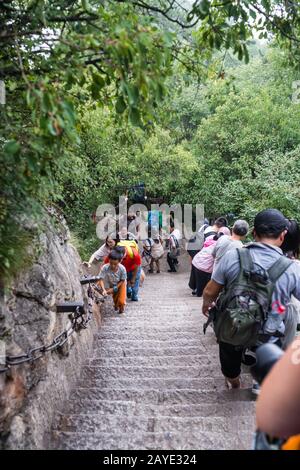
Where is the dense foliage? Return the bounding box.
[2,1,300,279]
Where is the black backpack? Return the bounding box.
[204,246,292,348]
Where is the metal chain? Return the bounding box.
[0,281,103,374]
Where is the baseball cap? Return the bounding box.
[254,209,289,234]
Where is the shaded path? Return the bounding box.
[51,257,255,450]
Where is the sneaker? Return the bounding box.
[252,380,260,396]
[127,287,132,299]
[192,290,197,296]
[168,269,176,273]
[131,296,139,302]
[148,269,154,273]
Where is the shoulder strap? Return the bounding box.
[237,247,254,273]
[267,256,293,283]
[204,231,216,240]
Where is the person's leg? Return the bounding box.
[113,282,126,313]
[167,253,176,272]
[131,266,141,301]
[156,258,160,273]
[219,341,243,388]
[149,258,154,273]
[126,271,133,298]
[139,268,145,286]
[188,265,196,291]
[195,270,211,297]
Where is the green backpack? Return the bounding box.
[206,246,292,348]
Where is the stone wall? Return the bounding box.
[0,209,102,449]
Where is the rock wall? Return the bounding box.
[0,209,102,449]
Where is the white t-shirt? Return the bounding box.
[91,244,111,262]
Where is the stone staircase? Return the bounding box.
[50,259,256,450]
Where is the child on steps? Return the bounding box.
[97,249,127,314]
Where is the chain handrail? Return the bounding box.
[0,276,105,375]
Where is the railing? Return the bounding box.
[0,276,104,374]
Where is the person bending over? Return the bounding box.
[98,249,127,314]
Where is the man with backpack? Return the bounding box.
[202,209,300,394]
[167,226,181,272]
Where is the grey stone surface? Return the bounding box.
[50,259,256,450]
[0,209,102,449]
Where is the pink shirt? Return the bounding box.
[192,236,217,273]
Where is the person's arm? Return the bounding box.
[202,280,224,317]
[202,253,227,316]
[256,338,300,438]
[97,279,107,296]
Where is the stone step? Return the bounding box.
[58,399,255,418]
[88,354,218,367]
[68,387,255,404]
[53,414,255,435]
[95,338,217,349]
[97,331,209,341]
[98,325,203,333]
[80,365,227,379]
[100,319,204,328]
[92,346,216,358]
[76,376,252,391]
[51,430,253,450]
[104,307,201,313]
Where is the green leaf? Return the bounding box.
[4,140,20,155]
[243,45,250,64]
[81,0,91,11]
[47,119,58,136]
[115,95,127,114]
[92,73,106,89]
[125,84,139,106]
[4,258,10,269]
[129,107,142,126]
[238,45,243,61]
[42,92,54,113]
[198,0,210,16]
[61,100,76,125]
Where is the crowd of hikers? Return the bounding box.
[83,209,182,313]
[84,206,300,449]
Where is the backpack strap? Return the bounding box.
[204,231,216,240]
[237,247,254,273]
[267,256,293,283]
